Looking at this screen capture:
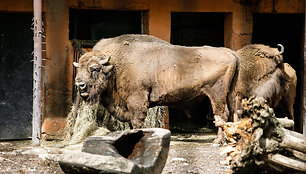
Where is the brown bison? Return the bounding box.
[229,44,296,121]
[73,34,239,142]
[273,63,297,120]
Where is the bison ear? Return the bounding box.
[73,62,79,68]
[99,56,111,65]
[102,65,114,74]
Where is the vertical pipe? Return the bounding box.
[33,0,42,145]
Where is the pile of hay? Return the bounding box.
[144,106,166,128]
[65,101,127,145]
[64,101,166,146]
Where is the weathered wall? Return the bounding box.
[1,0,304,138]
[42,0,71,139]
[0,0,33,11]
[256,0,304,13]
[304,3,306,135]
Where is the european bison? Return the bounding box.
[73,34,238,142]
[274,63,297,120]
[229,44,296,121]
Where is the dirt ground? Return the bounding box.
[0,133,229,174]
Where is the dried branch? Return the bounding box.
[217,96,306,173]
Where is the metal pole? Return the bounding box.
[32,0,42,145]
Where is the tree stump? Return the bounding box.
[215,96,306,173]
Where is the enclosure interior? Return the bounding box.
[69,9,143,40]
[0,13,33,140]
[252,13,304,132]
[169,12,225,132]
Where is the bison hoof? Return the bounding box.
[212,137,224,146]
[212,132,225,146]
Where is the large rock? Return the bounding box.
[59,128,171,174]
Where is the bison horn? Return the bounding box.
[277,44,284,54]
[99,56,111,65]
[73,62,79,68]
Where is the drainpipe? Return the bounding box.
[32,0,42,146]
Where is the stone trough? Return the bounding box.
[59,128,171,174]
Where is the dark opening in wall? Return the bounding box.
[252,13,304,133]
[171,12,225,47]
[69,9,143,40]
[169,12,225,132]
[0,13,33,140]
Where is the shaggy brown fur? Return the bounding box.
[229,44,296,121]
[274,63,297,120]
[74,35,239,141]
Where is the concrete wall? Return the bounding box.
[1,0,304,139]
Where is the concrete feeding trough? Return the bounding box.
[59,128,171,174]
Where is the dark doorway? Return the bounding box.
[171,12,225,47]
[0,13,33,139]
[69,9,143,40]
[252,13,304,132]
[169,12,225,132]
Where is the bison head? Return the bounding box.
[73,52,113,102]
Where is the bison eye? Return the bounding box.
[89,66,101,78]
[89,66,101,73]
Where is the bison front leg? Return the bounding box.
[126,92,149,129]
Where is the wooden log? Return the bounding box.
[277,117,294,129]
[282,127,305,140]
[279,128,306,153]
[288,149,306,161]
[267,154,306,172]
